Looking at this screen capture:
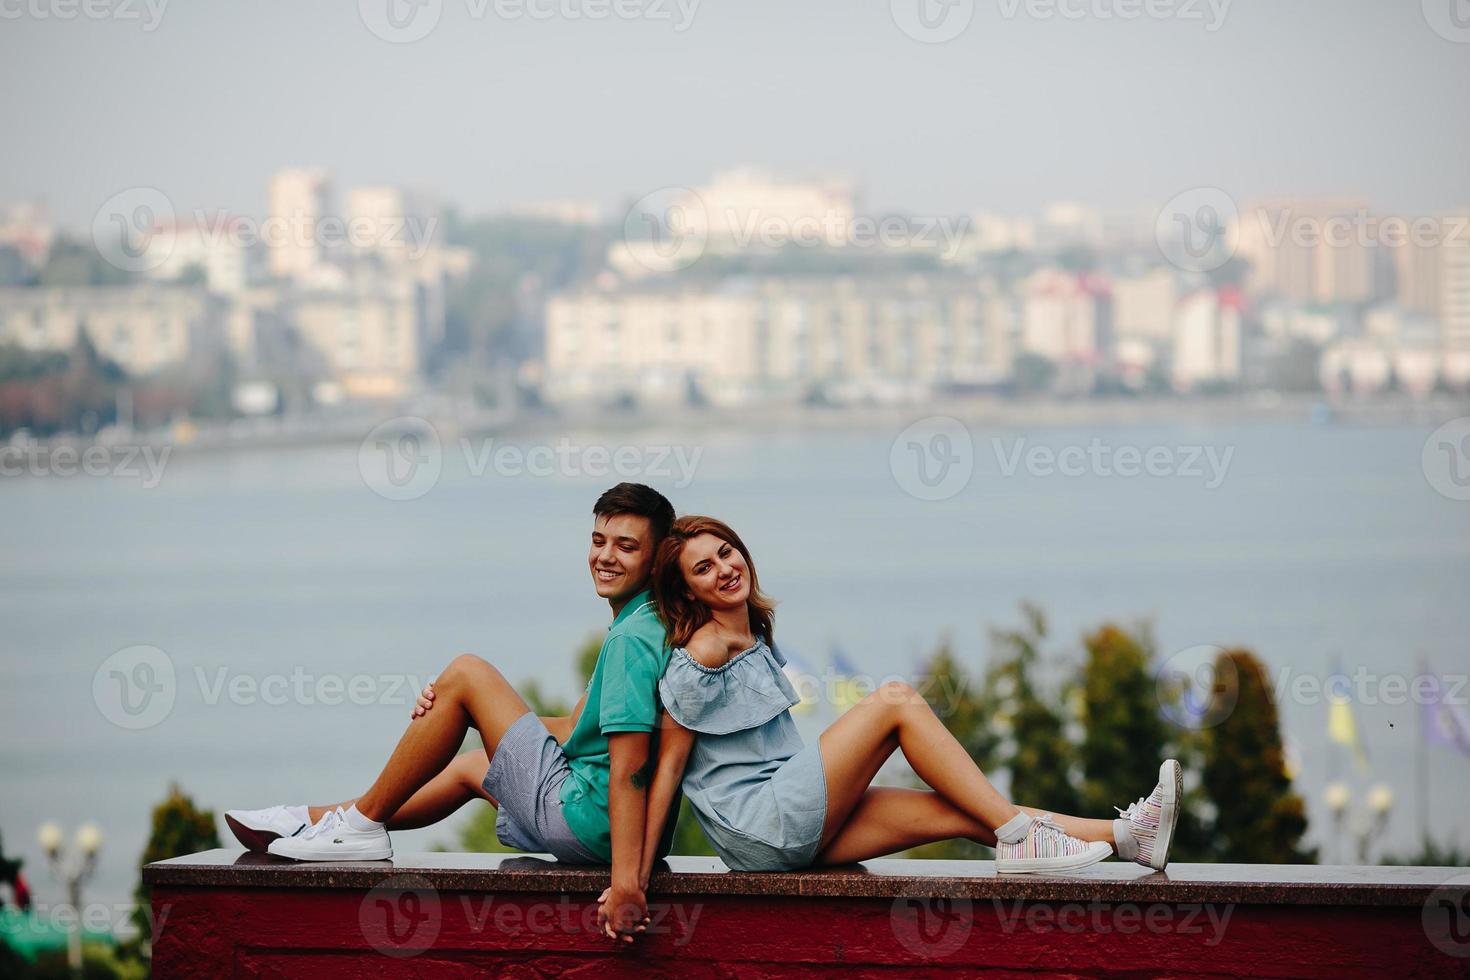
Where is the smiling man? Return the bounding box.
[223,483,677,940]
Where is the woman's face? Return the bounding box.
[678,531,751,612]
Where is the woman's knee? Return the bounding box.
[873,680,922,711]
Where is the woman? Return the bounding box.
[632,515,1180,881]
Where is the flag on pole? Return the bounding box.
[1326,673,1369,773]
[1424,672,1470,756]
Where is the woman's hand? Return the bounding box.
[410,680,435,719]
[596,884,649,943]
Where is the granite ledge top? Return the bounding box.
[142,850,1469,907]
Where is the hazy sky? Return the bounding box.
[3,0,1468,230]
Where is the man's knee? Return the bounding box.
[439,653,503,694]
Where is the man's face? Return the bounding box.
[588,513,656,605]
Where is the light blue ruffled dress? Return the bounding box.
[657,637,828,871]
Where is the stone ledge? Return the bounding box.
[143,849,1462,908]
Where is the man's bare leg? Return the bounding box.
[310,749,494,830]
[346,654,533,824]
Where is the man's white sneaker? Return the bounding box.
[225,805,311,852]
[1115,758,1182,871]
[266,807,392,862]
[995,814,1112,874]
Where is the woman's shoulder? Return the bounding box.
[681,626,745,669]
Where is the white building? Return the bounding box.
[266,168,335,282]
[1018,269,1109,365]
[144,215,261,295]
[1172,289,1243,390]
[1112,268,1178,342]
[346,187,436,267]
[544,277,1012,406]
[1235,198,1376,304]
[0,285,220,377]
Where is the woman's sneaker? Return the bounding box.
[1115,759,1182,871]
[225,805,311,852]
[267,807,392,862]
[996,814,1112,874]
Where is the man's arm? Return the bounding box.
[636,712,693,891]
[601,730,651,942]
[540,690,588,744]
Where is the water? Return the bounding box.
[3,416,1469,914]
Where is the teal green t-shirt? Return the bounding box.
[558,590,670,861]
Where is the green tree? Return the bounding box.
[1077,622,1168,815]
[982,604,1082,816]
[130,784,221,948]
[1199,649,1314,863]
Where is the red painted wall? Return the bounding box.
[150,883,1460,978]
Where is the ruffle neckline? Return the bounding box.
[659,638,798,735]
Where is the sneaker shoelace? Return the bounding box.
[300,807,346,840]
[1030,814,1089,856]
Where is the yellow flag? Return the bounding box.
[1327,695,1368,773]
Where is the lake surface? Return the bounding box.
[3,414,1469,914]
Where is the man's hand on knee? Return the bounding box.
[410,680,435,719]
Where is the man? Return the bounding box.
[224,482,676,939]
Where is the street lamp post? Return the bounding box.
[37,822,103,980]
[1322,783,1393,865]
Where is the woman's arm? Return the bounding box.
[638,710,695,890]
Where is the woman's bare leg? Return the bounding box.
[816,788,996,865]
[817,681,1020,845]
[348,654,533,824]
[310,749,495,830]
[1016,806,1114,843]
